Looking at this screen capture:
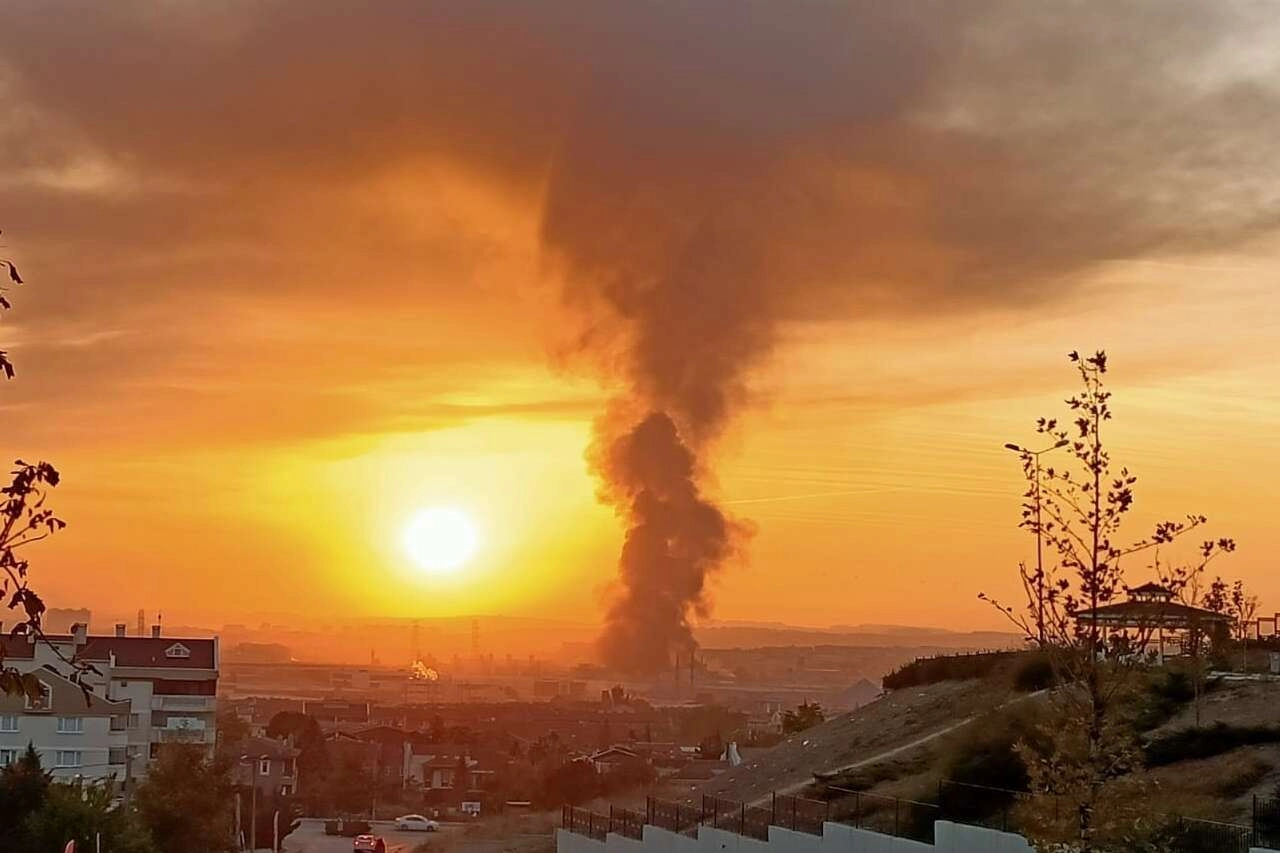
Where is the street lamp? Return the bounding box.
[1005,439,1069,645]
[240,753,270,852]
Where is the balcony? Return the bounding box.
[150,695,216,712]
[155,728,217,744]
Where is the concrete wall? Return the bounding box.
[767,826,821,853]
[562,817,1046,853]
[558,829,606,853]
[607,833,646,853]
[698,825,772,853]
[819,821,933,853]
[934,822,1034,853]
[642,826,701,853]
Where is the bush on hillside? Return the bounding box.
[1130,670,1195,732]
[934,708,1051,823]
[882,651,1023,690]
[1144,723,1280,767]
[1011,652,1055,692]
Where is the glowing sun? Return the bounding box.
[403,507,480,574]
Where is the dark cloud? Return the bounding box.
[2,0,1277,668]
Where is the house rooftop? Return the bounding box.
[80,636,216,669]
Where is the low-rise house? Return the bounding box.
[227,735,300,798]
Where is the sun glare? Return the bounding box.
[403,507,480,574]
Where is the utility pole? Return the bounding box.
[121,748,134,810]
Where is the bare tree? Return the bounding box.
[982,350,1235,850]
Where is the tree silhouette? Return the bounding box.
[0,234,83,698]
[982,350,1236,851]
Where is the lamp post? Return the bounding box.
[241,753,270,852]
[1005,439,1069,645]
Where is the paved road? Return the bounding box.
[283,818,449,853]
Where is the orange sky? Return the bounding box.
[2,3,1279,636]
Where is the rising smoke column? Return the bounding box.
[593,412,743,673]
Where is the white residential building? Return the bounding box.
[0,666,131,781]
[0,622,219,791]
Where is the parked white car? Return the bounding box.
[395,814,440,832]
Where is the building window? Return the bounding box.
[55,750,82,768]
[0,748,17,765]
[164,643,192,659]
[0,715,18,732]
[24,681,52,712]
[128,713,142,730]
[109,747,129,765]
[259,758,271,775]
[56,717,85,734]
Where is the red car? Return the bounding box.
[352,834,386,853]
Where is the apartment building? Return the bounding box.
[0,666,131,781]
[0,622,219,786]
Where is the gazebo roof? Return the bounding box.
[1075,599,1231,626]
[1129,582,1174,597]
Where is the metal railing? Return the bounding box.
[608,806,645,840]
[825,786,939,843]
[646,797,700,835]
[701,796,773,841]
[770,793,829,836]
[573,784,1278,849]
[1257,795,1280,850]
[561,805,608,841]
[1164,815,1254,853]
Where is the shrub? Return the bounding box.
[1129,670,1195,732]
[1011,653,1055,692]
[882,651,1023,690]
[1143,723,1280,767]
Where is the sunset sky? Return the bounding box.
[2,2,1278,637]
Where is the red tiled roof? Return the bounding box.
[79,636,216,669]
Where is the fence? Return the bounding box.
[1163,815,1254,853]
[562,805,609,842]
[936,779,1030,833]
[1256,795,1280,850]
[770,793,829,836]
[701,795,773,841]
[646,797,701,835]
[584,787,1278,850]
[825,786,940,843]
[609,806,645,840]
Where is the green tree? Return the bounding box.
[0,744,50,851]
[265,712,327,791]
[26,779,155,853]
[216,710,251,747]
[781,701,825,734]
[134,744,235,853]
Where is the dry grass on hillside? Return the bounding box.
[1158,679,1280,732]
[688,679,1018,805]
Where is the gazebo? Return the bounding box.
[1074,582,1231,662]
